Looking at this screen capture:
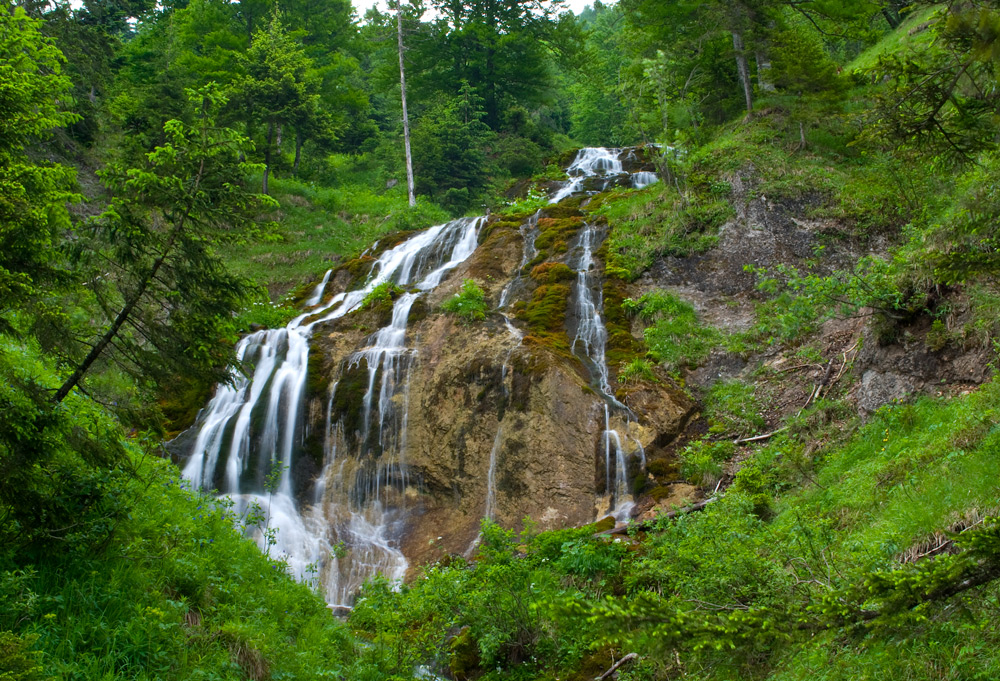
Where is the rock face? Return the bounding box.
[176,146,693,601]
[308,199,693,570]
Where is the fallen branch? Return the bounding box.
[799,359,834,415]
[596,653,639,681]
[734,428,787,445]
[601,497,718,536]
[776,363,824,374]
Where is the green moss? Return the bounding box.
[330,361,374,454]
[306,346,330,400]
[337,255,377,289]
[543,196,585,218]
[646,457,679,481]
[158,373,216,439]
[407,296,430,325]
[602,277,642,370]
[358,282,405,326]
[519,283,572,353]
[479,218,523,244]
[534,216,584,257]
[529,262,575,284]
[448,627,481,681]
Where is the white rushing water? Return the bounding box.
[181,217,482,603]
[182,146,655,606]
[549,147,658,203]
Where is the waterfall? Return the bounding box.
[305,269,333,307]
[550,147,659,203]
[181,146,658,605]
[569,220,635,520]
[552,148,660,519]
[180,217,482,603]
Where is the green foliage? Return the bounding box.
[56,85,274,405]
[678,440,735,487]
[617,358,657,384]
[441,279,488,323]
[0,632,43,681]
[234,11,325,194]
[624,291,723,370]
[704,379,766,437]
[361,281,405,312]
[411,85,496,214]
[594,184,728,281]
[0,8,80,312]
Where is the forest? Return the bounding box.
[4,0,1000,679]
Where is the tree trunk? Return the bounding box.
[276,123,282,155]
[53,226,184,404]
[263,120,273,195]
[732,31,753,114]
[293,130,303,176]
[756,50,774,92]
[882,8,900,29]
[397,3,416,208]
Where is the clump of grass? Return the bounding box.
[361,282,405,311]
[624,291,723,370]
[704,379,766,437]
[678,439,735,487]
[592,183,728,281]
[618,357,657,384]
[441,279,488,323]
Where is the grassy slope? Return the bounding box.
[0,336,363,679]
[220,173,450,301]
[342,12,1000,681]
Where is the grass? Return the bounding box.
[624,291,725,371]
[219,175,450,299]
[846,5,942,73]
[590,183,727,281]
[441,279,489,322]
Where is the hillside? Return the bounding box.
[4,1,1000,680]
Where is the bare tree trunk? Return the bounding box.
[263,120,273,195]
[397,2,416,208]
[756,50,774,92]
[882,8,900,29]
[276,123,282,155]
[732,31,753,114]
[293,130,302,176]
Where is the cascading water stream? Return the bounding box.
[181,147,657,604]
[180,216,483,603]
[551,147,662,519]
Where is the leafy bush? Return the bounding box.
[442,279,488,322]
[624,291,723,370]
[678,440,735,487]
[704,379,766,437]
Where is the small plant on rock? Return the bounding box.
[442,279,488,322]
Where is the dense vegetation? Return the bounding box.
[4,0,1000,679]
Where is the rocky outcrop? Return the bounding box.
[308,204,693,570]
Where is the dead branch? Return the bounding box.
[596,653,639,681]
[734,428,787,445]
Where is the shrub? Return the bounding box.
[678,440,735,487]
[442,279,488,322]
[624,291,723,370]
